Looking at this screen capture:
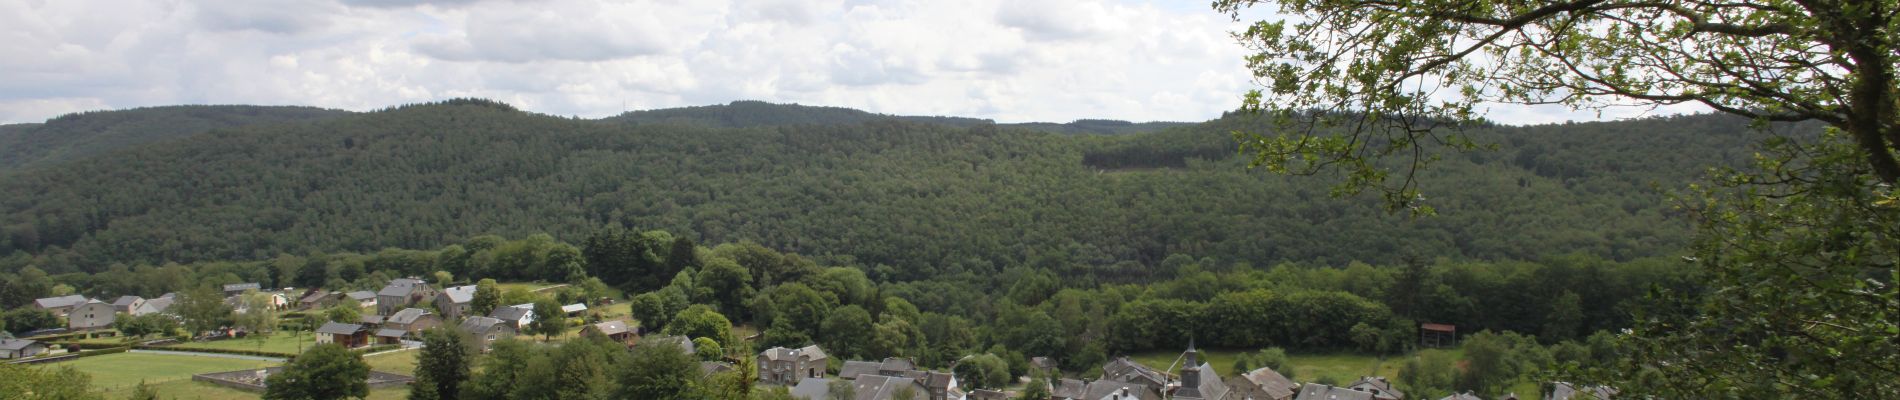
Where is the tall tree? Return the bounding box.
[530,299,566,342]
[1216,0,1900,207]
[411,328,471,400]
[471,279,501,317]
[265,343,369,400]
[614,338,701,399]
[175,285,234,336]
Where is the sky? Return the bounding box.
[0,0,1703,125]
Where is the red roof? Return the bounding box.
[1420,323,1456,332]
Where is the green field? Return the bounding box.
[364,348,421,374]
[39,352,280,396]
[170,332,319,354]
[140,379,408,400]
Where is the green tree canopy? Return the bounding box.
[265,343,369,400]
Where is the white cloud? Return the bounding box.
[0,0,1696,125]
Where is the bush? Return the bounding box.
[354,344,401,354]
[134,344,296,358]
[52,341,129,350]
[74,346,132,358]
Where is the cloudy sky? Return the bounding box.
[2,0,1699,125]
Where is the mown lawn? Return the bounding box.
[143,379,409,400]
[40,352,279,396]
[364,348,421,374]
[171,332,319,354]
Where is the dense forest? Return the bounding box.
[0,105,349,172]
[0,100,1792,282]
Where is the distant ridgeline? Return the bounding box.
[0,99,1791,281]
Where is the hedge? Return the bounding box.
[133,344,297,359]
[53,341,131,350]
[73,346,131,358]
[355,344,402,354]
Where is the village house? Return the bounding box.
[1440,393,1483,400]
[0,338,48,359]
[489,304,535,329]
[1295,383,1376,400]
[1228,366,1298,400]
[836,357,963,400]
[299,290,341,310]
[459,316,516,351]
[32,294,89,317]
[758,345,830,385]
[1347,377,1403,400]
[1051,378,1087,400]
[347,291,378,309]
[315,322,370,349]
[132,296,174,316]
[436,285,477,320]
[223,282,261,296]
[68,299,116,330]
[1100,357,1170,398]
[384,308,442,337]
[109,296,145,314]
[968,389,1007,400]
[376,278,435,316]
[581,320,637,344]
[1547,382,1616,400]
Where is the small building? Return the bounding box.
[1051,378,1087,400]
[1100,357,1170,393]
[315,322,370,349]
[561,303,588,316]
[223,282,262,296]
[360,314,386,328]
[376,278,435,316]
[132,297,175,316]
[0,338,48,359]
[1420,323,1457,348]
[758,345,830,385]
[68,299,116,331]
[1229,366,1298,400]
[1082,380,1159,400]
[1346,377,1403,400]
[969,389,1009,400]
[436,285,477,320]
[32,295,89,317]
[1547,382,1616,400]
[581,320,637,344]
[641,335,696,356]
[459,316,516,351]
[346,291,378,309]
[384,308,442,336]
[374,328,408,345]
[850,374,931,400]
[299,290,341,310]
[489,304,535,329]
[1295,383,1375,400]
[110,296,146,314]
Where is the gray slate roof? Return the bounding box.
[316,322,365,335]
[137,297,175,314]
[588,320,631,336]
[347,291,377,301]
[644,335,695,354]
[1241,366,1298,400]
[111,296,144,307]
[0,338,41,351]
[789,377,833,400]
[561,303,587,313]
[223,283,261,292]
[1052,378,1087,399]
[840,361,883,380]
[1295,383,1375,400]
[361,315,385,325]
[460,316,509,335]
[441,285,477,304]
[851,374,927,400]
[377,278,425,297]
[375,328,407,338]
[489,305,533,323]
[388,308,431,325]
[1083,379,1159,400]
[33,295,88,309]
[761,345,829,362]
[1347,377,1403,400]
[1440,393,1485,400]
[1174,361,1230,400]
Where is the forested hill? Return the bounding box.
[0,105,350,172]
[604,100,1191,134]
[0,100,1784,280]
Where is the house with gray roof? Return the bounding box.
[1346,377,1402,400]
[1230,366,1298,400]
[1051,378,1087,400]
[110,296,145,314]
[1547,382,1615,400]
[489,304,535,329]
[850,374,931,400]
[346,290,378,308]
[1083,380,1160,400]
[1440,393,1483,400]
[1099,357,1170,398]
[759,344,830,385]
[790,377,835,399]
[0,338,48,359]
[68,299,115,330]
[1295,383,1376,400]
[385,308,441,336]
[32,295,89,316]
[133,297,174,316]
[299,290,340,310]
[581,320,636,344]
[376,278,434,316]
[459,316,516,351]
[316,322,370,349]
[642,334,696,355]
[436,285,477,320]
[561,303,588,316]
